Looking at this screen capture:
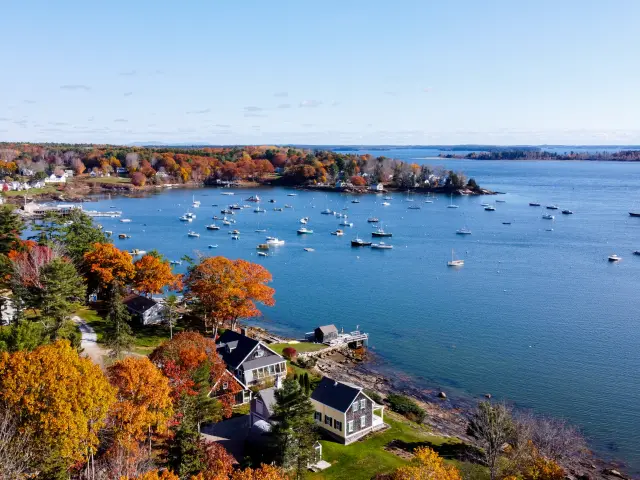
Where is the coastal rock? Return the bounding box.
[603,469,626,479]
[438,391,447,399]
[485,393,492,399]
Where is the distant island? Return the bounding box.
[0,143,491,202]
[440,148,640,161]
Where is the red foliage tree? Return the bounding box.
[350,175,367,187]
[282,347,297,360]
[131,172,146,186]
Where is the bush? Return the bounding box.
[387,393,426,423]
[365,389,384,405]
[282,347,297,360]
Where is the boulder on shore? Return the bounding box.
[438,391,447,399]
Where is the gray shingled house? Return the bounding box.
[314,325,338,344]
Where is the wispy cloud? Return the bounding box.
[187,108,211,115]
[244,113,267,118]
[50,122,69,126]
[244,106,263,112]
[0,117,9,122]
[422,87,433,93]
[87,117,95,122]
[277,103,291,109]
[23,99,36,104]
[13,120,28,127]
[114,118,128,123]
[60,84,91,91]
[214,124,231,128]
[274,92,288,98]
[330,100,340,107]
[383,91,397,96]
[300,99,322,108]
[119,70,137,76]
[124,92,133,97]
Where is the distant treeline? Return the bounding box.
[440,149,640,161]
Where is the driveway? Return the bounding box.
[201,415,250,462]
[73,315,107,367]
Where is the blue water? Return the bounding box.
[84,158,640,472]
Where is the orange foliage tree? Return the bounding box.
[149,332,241,421]
[107,357,174,456]
[0,341,116,476]
[230,464,289,480]
[84,242,135,290]
[184,256,275,335]
[350,175,367,187]
[133,253,183,297]
[392,447,462,480]
[127,470,180,480]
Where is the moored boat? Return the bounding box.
[629,212,640,217]
[371,242,393,250]
[546,205,559,210]
[118,234,130,239]
[351,237,372,247]
[367,217,379,223]
[562,210,573,215]
[608,254,622,262]
[129,249,147,256]
[266,238,285,246]
[297,227,314,234]
[187,231,200,238]
[529,202,541,206]
[542,214,555,220]
[456,228,472,235]
[447,249,464,267]
[257,251,268,257]
[206,224,220,230]
[331,229,344,236]
[484,205,496,211]
[372,228,392,237]
[257,244,270,250]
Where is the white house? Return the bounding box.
[20,168,35,177]
[310,377,385,444]
[369,183,384,192]
[155,171,170,179]
[44,174,66,184]
[122,294,165,325]
[64,169,74,178]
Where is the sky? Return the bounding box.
[2,0,640,146]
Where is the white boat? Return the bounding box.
[371,242,393,250]
[129,249,147,255]
[424,199,433,204]
[206,224,220,230]
[169,260,182,265]
[608,254,622,262]
[331,229,344,236]
[495,199,506,203]
[254,207,266,213]
[339,217,353,227]
[273,207,284,211]
[297,227,313,234]
[383,196,392,200]
[447,194,459,209]
[285,204,293,208]
[120,218,132,223]
[287,193,297,196]
[257,251,268,257]
[351,199,360,204]
[246,195,261,202]
[304,247,315,252]
[208,244,218,248]
[447,249,464,267]
[542,214,555,220]
[221,192,235,196]
[187,231,200,238]
[105,230,113,236]
[321,208,333,215]
[186,212,196,219]
[192,196,201,208]
[231,235,239,240]
[408,205,421,210]
[456,228,472,235]
[266,238,285,246]
[481,203,490,207]
[179,215,193,222]
[484,205,496,211]
[382,201,391,206]
[367,217,379,223]
[300,217,308,224]
[222,219,232,225]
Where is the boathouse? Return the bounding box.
[314,325,338,343]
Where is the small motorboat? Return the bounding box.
[481,203,490,207]
[187,231,200,238]
[633,251,640,256]
[351,199,361,204]
[221,209,233,214]
[246,195,261,202]
[529,202,541,207]
[179,215,193,222]
[367,217,379,223]
[231,235,239,240]
[266,238,285,246]
[456,228,472,235]
[185,212,196,219]
[608,254,622,262]
[221,192,235,196]
[351,237,372,247]
[546,205,559,210]
[382,202,391,206]
[629,212,640,217]
[257,244,270,250]
[495,199,506,203]
[109,206,117,209]
[274,207,284,211]
[304,247,315,252]
[297,227,314,234]
[408,205,421,210]
[372,228,392,238]
[254,207,266,213]
[206,224,220,230]
[339,220,354,227]
[562,210,573,215]
[321,208,333,215]
[484,206,496,211]
[542,214,555,220]
[229,229,240,235]
[502,222,512,225]
[222,219,232,226]
[285,204,293,209]
[331,229,344,236]
[269,199,276,203]
[371,242,393,250]
[287,193,297,196]
[118,234,130,239]
[169,260,182,265]
[300,217,309,224]
[230,204,242,210]
[120,218,132,223]
[384,196,392,200]
[255,229,267,233]
[105,230,113,236]
[129,249,147,256]
[257,251,268,257]
[208,245,218,249]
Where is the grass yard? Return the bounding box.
[2,186,58,197]
[310,412,481,480]
[82,176,131,184]
[269,342,326,355]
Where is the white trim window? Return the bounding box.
[360,399,366,410]
[352,402,359,412]
[314,411,322,422]
[360,415,366,428]
[347,420,354,433]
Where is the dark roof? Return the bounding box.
[311,377,362,412]
[243,355,284,371]
[123,294,158,314]
[258,387,277,416]
[316,325,338,335]
[216,330,260,369]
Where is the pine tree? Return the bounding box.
[304,373,310,397]
[298,374,305,390]
[0,204,25,255]
[104,281,134,358]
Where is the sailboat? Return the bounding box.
[447,193,459,209]
[192,195,201,208]
[447,249,464,267]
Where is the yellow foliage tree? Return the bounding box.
[107,357,174,453]
[0,341,116,474]
[393,447,462,480]
[126,470,180,480]
[84,242,135,288]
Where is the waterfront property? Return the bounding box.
[313,324,339,343]
[216,330,287,388]
[122,294,165,325]
[307,324,369,348]
[311,377,385,444]
[211,369,251,405]
[249,379,279,426]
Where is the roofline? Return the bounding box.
[236,339,283,369]
[211,369,249,391]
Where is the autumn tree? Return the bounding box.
[0,407,35,479]
[84,242,135,296]
[107,357,173,473]
[0,340,116,477]
[184,256,275,336]
[350,175,367,187]
[128,469,180,480]
[467,402,515,480]
[134,252,182,297]
[164,293,180,339]
[392,446,462,480]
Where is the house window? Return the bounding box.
[222,382,228,390]
[324,415,333,427]
[360,399,366,410]
[256,349,264,358]
[314,411,322,422]
[268,364,275,375]
[361,415,366,428]
[353,402,359,412]
[347,420,354,433]
[334,420,343,432]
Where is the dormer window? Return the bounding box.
[255,349,264,358]
[222,382,228,390]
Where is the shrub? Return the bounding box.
[282,347,297,360]
[387,393,426,423]
[365,389,384,405]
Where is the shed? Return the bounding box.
[314,325,338,344]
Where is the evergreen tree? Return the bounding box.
[298,374,305,390]
[303,373,310,397]
[0,204,25,255]
[104,281,134,358]
[272,378,318,479]
[58,210,108,265]
[164,293,180,339]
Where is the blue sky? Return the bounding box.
[2,0,640,145]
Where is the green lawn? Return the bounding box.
[2,186,58,197]
[269,342,326,355]
[310,413,482,480]
[82,176,131,184]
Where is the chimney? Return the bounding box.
[240,327,247,337]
